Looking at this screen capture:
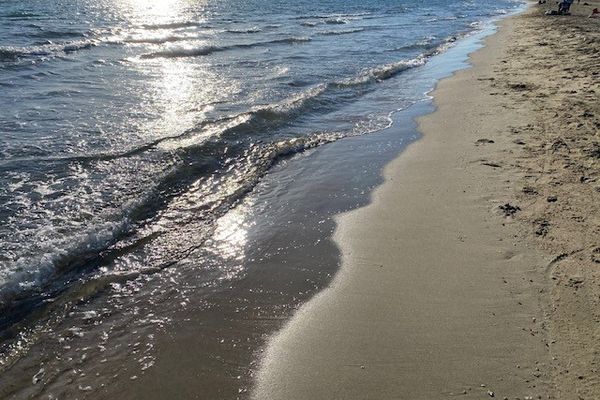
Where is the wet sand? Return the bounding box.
[252,6,590,399]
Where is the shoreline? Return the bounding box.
[0,9,521,399]
[253,0,600,397]
[252,6,562,399]
[2,1,598,398]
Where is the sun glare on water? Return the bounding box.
[126,0,186,17]
[116,0,208,24]
[113,0,216,143]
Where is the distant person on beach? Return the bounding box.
[558,0,574,14]
[590,8,600,17]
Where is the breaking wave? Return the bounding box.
[140,21,203,29]
[0,39,97,62]
[140,37,311,59]
[324,18,348,25]
[123,34,192,44]
[0,50,428,311]
[225,27,262,34]
[318,28,365,36]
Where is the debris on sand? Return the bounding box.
[592,247,600,264]
[499,203,521,217]
[567,276,585,289]
[476,138,495,145]
[482,161,502,168]
[587,142,600,159]
[508,82,531,91]
[550,138,569,153]
[535,219,550,236]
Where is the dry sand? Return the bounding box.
[252,2,600,399]
[495,2,600,398]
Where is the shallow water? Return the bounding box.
[0,0,522,397]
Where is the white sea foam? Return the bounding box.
[318,28,365,36]
[0,39,98,61]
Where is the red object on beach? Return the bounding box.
[590,8,600,18]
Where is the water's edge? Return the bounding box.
[249,2,528,396]
[0,4,528,399]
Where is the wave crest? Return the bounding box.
[318,28,365,36]
[124,35,191,45]
[225,27,262,34]
[140,37,311,59]
[141,21,201,30]
[0,40,97,62]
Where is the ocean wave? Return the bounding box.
[244,84,329,123]
[0,85,329,168]
[371,58,427,80]
[388,37,439,53]
[292,12,370,20]
[0,48,21,61]
[1,11,39,20]
[318,28,365,36]
[3,51,433,166]
[0,217,132,308]
[3,42,448,167]
[167,58,424,146]
[140,37,311,59]
[27,29,87,40]
[426,15,459,23]
[388,32,463,57]
[166,84,331,148]
[334,56,426,87]
[324,18,348,25]
[254,131,345,167]
[123,34,192,44]
[0,45,442,321]
[0,39,98,62]
[62,41,96,53]
[0,77,394,315]
[140,21,202,30]
[0,126,341,318]
[243,37,313,46]
[140,45,220,59]
[0,127,345,330]
[337,35,463,88]
[0,84,330,168]
[225,27,262,34]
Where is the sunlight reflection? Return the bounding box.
[121,0,189,22]
[148,59,240,151]
[154,60,198,135]
[212,200,253,264]
[113,0,209,27]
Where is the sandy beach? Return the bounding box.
[1,1,598,399]
[253,2,600,399]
